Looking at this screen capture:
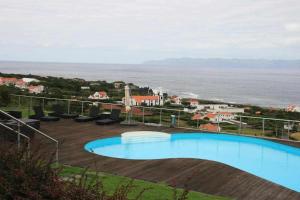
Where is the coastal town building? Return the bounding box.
[22,78,40,83]
[184,103,244,114]
[170,95,182,105]
[207,107,245,113]
[196,104,245,113]
[15,79,27,89]
[81,86,90,90]
[0,77,18,85]
[287,105,300,113]
[0,77,44,94]
[203,112,235,123]
[188,99,199,107]
[28,85,44,94]
[88,91,109,100]
[123,88,165,106]
[124,95,164,106]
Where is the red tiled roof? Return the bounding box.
[99,91,107,95]
[187,98,198,103]
[205,113,217,119]
[200,123,219,132]
[192,113,203,120]
[0,77,18,83]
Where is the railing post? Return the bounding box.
[67,100,70,114]
[17,121,21,149]
[42,98,45,111]
[29,97,33,116]
[217,114,220,133]
[18,95,21,108]
[178,110,180,127]
[239,115,242,134]
[262,118,265,136]
[287,121,290,139]
[142,107,145,123]
[160,108,162,125]
[56,141,59,164]
[81,101,84,115]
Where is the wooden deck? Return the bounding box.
[37,119,300,200]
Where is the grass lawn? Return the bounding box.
[0,105,54,118]
[59,165,230,200]
[0,106,32,118]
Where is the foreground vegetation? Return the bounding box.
[0,144,229,200]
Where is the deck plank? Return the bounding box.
[33,119,300,200]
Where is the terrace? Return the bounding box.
[1,94,300,200]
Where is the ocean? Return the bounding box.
[0,61,299,108]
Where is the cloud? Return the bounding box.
[0,0,300,63]
[285,23,300,32]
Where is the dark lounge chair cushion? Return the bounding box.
[74,106,99,122]
[50,104,79,118]
[61,113,79,119]
[30,106,60,121]
[95,118,114,125]
[74,116,95,122]
[95,109,121,125]
[40,116,60,122]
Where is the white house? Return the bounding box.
[194,104,244,113]
[81,86,90,90]
[188,99,199,107]
[204,112,235,123]
[123,93,164,106]
[287,105,300,113]
[88,91,109,100]
[15,79,27,89]
[206,107,245,113]
[28,85,44,94]
[196,104,229,110]
[170,95,182,105]
[22,78,40,83]
[0,77,44,93]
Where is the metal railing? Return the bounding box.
[7,94,300,142]
[0,109,59,163]
[0,121,30,149]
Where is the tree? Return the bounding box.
[0,86,11,106]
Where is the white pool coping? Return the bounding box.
[121,131,170,144]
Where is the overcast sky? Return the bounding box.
[0,0,300,63]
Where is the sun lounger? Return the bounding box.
[29,106,60,122]
[49,104,79,119]
[95,109,121,125]
[74,106,99,122]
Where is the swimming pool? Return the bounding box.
[84,132,300,192]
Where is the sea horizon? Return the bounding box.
[0,60,299,108]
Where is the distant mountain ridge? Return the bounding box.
[143,58,300,68]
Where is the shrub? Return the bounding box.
[0,86,11,106]
[0,144,189,200]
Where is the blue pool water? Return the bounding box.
[85,133,300,192]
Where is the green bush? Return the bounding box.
[0,86,11,106]
[0,144,191,200]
